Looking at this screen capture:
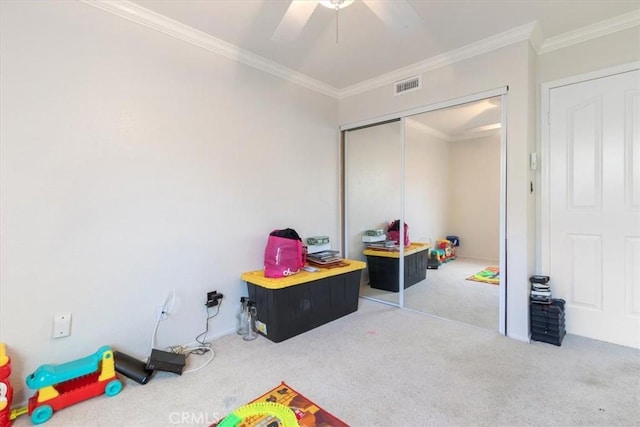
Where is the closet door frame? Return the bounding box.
[341,86,509,335]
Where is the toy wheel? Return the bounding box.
[31,405,53,425]
[105,379,122,397]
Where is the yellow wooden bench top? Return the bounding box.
[241,260,366,289]
[363,242,430,259]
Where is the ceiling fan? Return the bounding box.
[272,0,422,43]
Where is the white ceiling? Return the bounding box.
[131,0,639,90]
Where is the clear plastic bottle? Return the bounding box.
[236,297,249,336]
[243,302,257,341]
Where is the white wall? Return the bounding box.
[340,41,536,341]
[404,123,449,244]
[537,27,640,84]
[345,122,402,264]
[447,134,501,260]
[0,1,339,402]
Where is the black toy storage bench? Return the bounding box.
[363,243,429,292]
[241,260,365,343]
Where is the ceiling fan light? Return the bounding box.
[319,0,355,10]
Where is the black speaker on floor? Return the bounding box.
[114,351,154,385]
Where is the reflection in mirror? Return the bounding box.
[403,96,502,330]
[345,121,402,306]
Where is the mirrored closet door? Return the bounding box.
[342,88,507,332]
[344,120,402,306]
[403,97,503,330]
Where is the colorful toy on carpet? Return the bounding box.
[0,343,15,427]
[467,266,500,285]
[213,381,348,427]
[436,239,456,262]
[23,346,121,425]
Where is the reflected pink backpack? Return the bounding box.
[264,228,307,278]
[388,220,410,247]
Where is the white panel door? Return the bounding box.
[549,69,640,348]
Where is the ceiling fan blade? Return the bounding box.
[362,0,421,32]
[272,0,319,43]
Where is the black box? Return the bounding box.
[146,349,186,375]
[530,299,566,346]
[246,269,361,343]
[531,329,566,346]
[366,250,428,292]
[531,318,565,333]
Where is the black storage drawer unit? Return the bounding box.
[530,298,566,346]
[364,243,429,292]
[242,262,365,343]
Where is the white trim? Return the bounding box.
[81,1,638,101]
[405,119,452,142]
[539,10,640,55]
[452,127,502,142]
[80,0,339,98]
[528,21,545,54]
[539,62,640,275]
[343,131,351,264]
[339,23,536,99]
[499,92,508,336]
[406,118,501,142]
[507,333,531,344]
[399,118,406,309]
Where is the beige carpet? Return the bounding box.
[360,257,500,330]
[11,299,639,426]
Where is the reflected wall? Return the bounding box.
[345,121,401,305]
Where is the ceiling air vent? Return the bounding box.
[394,76,421,95]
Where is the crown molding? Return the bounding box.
[338,22,537,99]
[527,21,545,54]
[405,119,453,141]
[451,126,501,142]
[538,10,640,55]
[79,2,639,100]
[80,0,340,99]
[406,118,502,142]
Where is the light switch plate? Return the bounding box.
[530,152,537,170]
[53,313,72,338]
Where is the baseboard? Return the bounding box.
[184,327,236,349]
[507,332,531,343]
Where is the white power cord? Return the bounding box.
[148,290,217,374]
[182,346,215,374]
[149,290,175,353]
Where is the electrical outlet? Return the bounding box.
[205,291,223,308]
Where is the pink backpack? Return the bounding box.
[388,220,410,247]
[264,228,307,278]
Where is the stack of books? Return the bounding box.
[306,236,331,254]
[530,275,552,304]
[365,240,400,251]
[362,229,386,243]
[306,250,342,267]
